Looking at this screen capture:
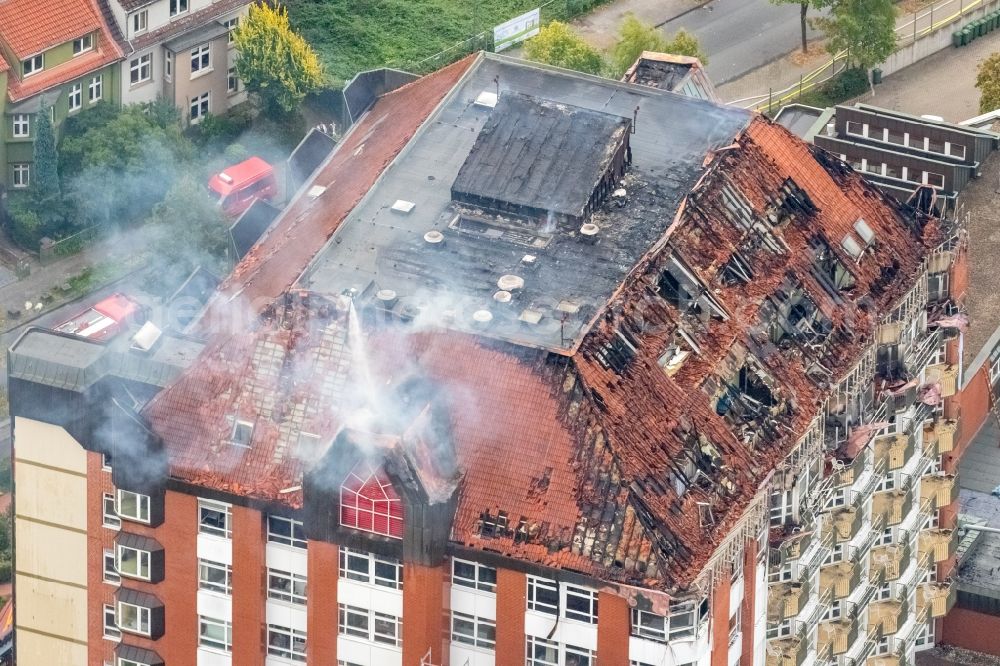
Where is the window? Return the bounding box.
[11,164,29,188]
[268,624,307,662]
[946,143,967,160]
[230,418,252,446]
[103,493,121,528]
[452,558,497,593]
[845,121,865,136]
[199,616,232,652]
[117,544,150,580]
[170,0,189,16]
[199,499,231,537]
[165,52,172,82]
[130,54,151,85]
[728,609,741,644]
[527,576,559,615]
[224,18,239,43]
[117,601,150,635]
[117,490,150,523]
[104,604,120,639]
[338,604,368,639]
[631,605,701,642]
[132,10,147,34]
[564,585,598,624]
[373,611,402,646]
[769,489,793,526]
[104,549,120,583]
[267,515,306,548]
[340,461,404,538]
[991,346,1000,386]
[89,75,103,102]
[199,559,232,594]
[12,114,29,138]
[68,83,82,112]
[23,54,43,77]
[451,611,496,650]
[928,271,949,303]
[228,67,238,93]
[73,34,94,55]
[925,172,945,188]
[338,547,403,590]
[267,569,307,605]
[526,637,596,666]
[190,44,211,75]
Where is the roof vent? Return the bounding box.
[580,223,600,242]
[218,172,234,184]
[376,289,398,307]
[130,321,162,353]
[497,274,524,291]
[841,235,863,260]
[472,309,493,326]
[424,230,444,246]
[494,290,512,303]
[853,218,875,245]
[307,185,327,198]
[391,199,416,214]
[474,91,499,109]
[519,308,544,325]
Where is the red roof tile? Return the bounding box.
[0,0,102,58]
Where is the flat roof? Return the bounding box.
[298,54,751,354]
[774,104,824,140]
[957,418,1000,593]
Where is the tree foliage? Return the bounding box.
[233,3,324,116]
[32,106,61,206]
[770,0,830,53]
[59,104,192,226]
[976,52,1000,114]
[818,0,896,69]
[610,16,707,76]
[524,21,604,75]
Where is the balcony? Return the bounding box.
[923,418,957,456]
[832,452,868,489]
[825,507,864,544]
[918,528,958,564]
[873,486,913,527]
[818,616,859,657]
[821,559,861,601]
[924,363,959,398]
[870,541,911,582]
[766,634,809,666]
[779,529,814,562]
[868,595,909,636]
[767,579,810,622]
[921,472,958,511]
[867,654,908,666]
[873,434,915,472]
[916,580,956,619]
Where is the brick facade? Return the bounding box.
[597,589,630,664]
[306,539,339,664]
[494,568,526,666]
[231,505,264,666]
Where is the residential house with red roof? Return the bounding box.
[100,0,250,125]
[5,51,972,666]
[0,0,124,192]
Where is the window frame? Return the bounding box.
[227,67,238,94]
[526,576,559,616]
[267,514,307,548]
[267,568,308,605]
[198,559,232,595]
[23,54,43,77]
[198,499,232,538]
[68,82,82,112]
[116,600,151,636]
[11,163,28,189]
[129,53,152,86]
[73,34,94,56]
[89,75,103,102]
[164,51,173,82]
[199,615,233,653]
[103,493,121,528]
[451,611,496,651]
[104,604,121,640]
[116,543,151,581]
[132,9,148,34]
[925,171,945,188]
[338,547,403,590]
[104,548,120,584]
[564,584,598,624]
[12,114,29,138]
[116,490,150,523]
[339,462,404,539]
[452,558,497,593]
[169,0,189,17]
[230,418,252,446]
[224,18,239,44]
[190,44,211,75]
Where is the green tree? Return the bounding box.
[611,16,707,76]
[233,3,325,117]
[818,0,896,69]
[771,0,830,54]
[32,106,60,205]
[976,52,1000,113]
[524,21,604,75]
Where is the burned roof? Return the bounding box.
[299,54,751,354]
[450,92,631,220]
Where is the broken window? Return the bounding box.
[811,236,856,292]
[657,328,700,377]
[721,251,753,285]
[230,419,253,447]
[716,360,777,422]
[765,280,831,346]
[658,255,729,319]
[764,178,816,227]
[927,272,949,303]
[596,328,639,373]
[876,344,906,381]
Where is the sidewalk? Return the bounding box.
[571,0,708,50]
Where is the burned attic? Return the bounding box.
[7,51,964,666]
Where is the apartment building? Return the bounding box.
[101,0,250,124]
[7,52,971,666]
[0,0,124,191]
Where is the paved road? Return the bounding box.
[659,0,825,84]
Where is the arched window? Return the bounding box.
[340,461,404,539]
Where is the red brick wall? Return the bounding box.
[86,452,109,666]
[942,607,1000,656]
[740,541,758,665]
[231,505,264,666]
[307,540,338,664]
[402,562,447,665]
[710,574,732,666]
[597,590,629,663]
[494,568,526,666]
